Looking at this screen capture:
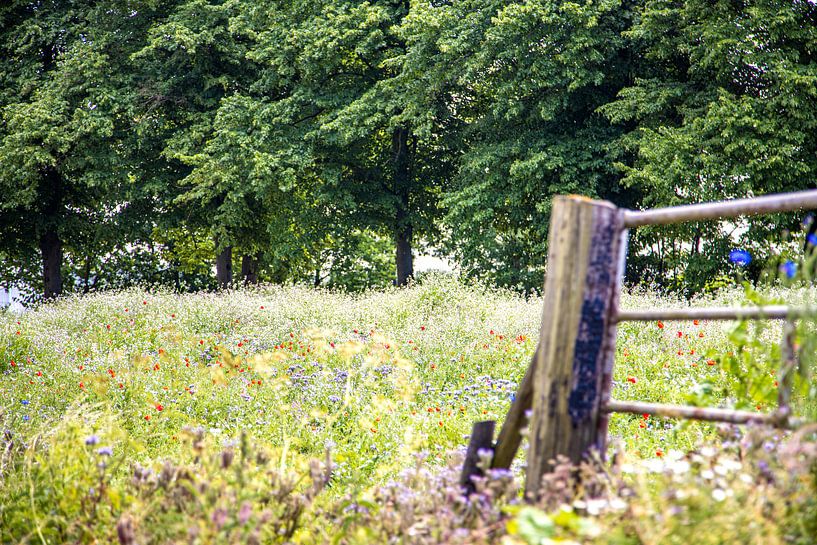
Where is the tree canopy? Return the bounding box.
[1,0,815,300]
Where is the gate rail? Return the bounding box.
[460,189,817,498]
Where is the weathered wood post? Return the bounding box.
[525,196,625,499]
[460,420,496,495]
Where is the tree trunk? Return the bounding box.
[215,243,233,289]
[39,166,64,299]
[241,254,259,285]
[83,255,91,294]
[40,228,62,299]
[395,205,413,286]
[393,126,413,286]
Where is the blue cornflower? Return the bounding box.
[808,234,817,246]
[780,261,797,279]
[20,400,29,406]
[97,446,113,456]
[85,435,100,446]
[22,415,29,422]
[803,214,815,227]
[729,249,752,266]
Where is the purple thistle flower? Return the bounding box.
[85,435,100,446]
[97,446,113,456]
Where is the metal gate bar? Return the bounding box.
[624,189,817,227]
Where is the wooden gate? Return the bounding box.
[460,189,817,498]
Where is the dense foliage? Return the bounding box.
[1,0,816,298]
[1,277,816,542]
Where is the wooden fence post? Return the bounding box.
[460,420,496,496]
[525,196,625,499]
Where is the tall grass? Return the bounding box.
[1,275,815,543]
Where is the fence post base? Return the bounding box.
[460,420,496,496]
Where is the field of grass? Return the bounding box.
[2,275,816,543]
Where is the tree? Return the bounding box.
[0,0,158,298]
[221,0,452,286]
[132,0,257,288]
[602,0,817,291]
[402,0,637,292]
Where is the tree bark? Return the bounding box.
[83,255,92,294]
[39,166,64,299]
[40,228,62,299]
[393,126,413,286]
[395,207,413,286]
[215,243,233,289]
[241,254,259,285]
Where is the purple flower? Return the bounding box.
[729,249,752,266]
[85,435,100,446]
[211,508,228,530]
[20,400,29,406]
[238,501,253,525]
[97,446,113,456]
[780,261,797,279]
[22,415,29,422]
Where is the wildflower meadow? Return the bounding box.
[2,274,817,543]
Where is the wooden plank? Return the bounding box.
[491,351,536,470]
[460,420,496,496]
[525,196,624,499]
[615,305,814,322]
[623,189,817,228]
